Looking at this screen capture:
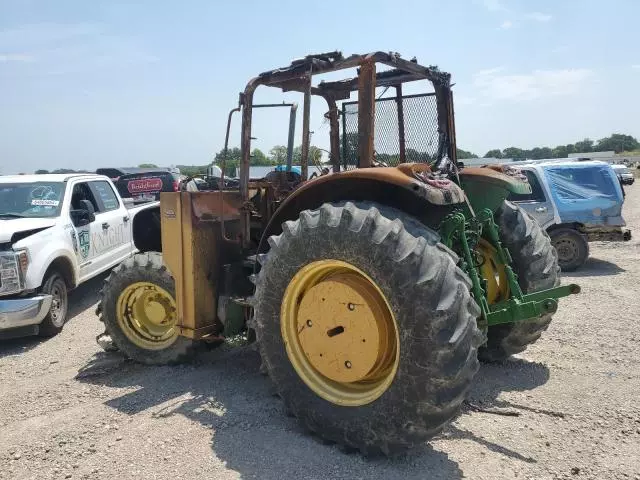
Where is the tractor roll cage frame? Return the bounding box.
[236,51,458,198]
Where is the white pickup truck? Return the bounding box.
[0,173,161,337]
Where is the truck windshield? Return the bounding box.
[0,182,66,218]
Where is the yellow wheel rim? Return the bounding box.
[281,260,399,407]
[116,282,178,350]
[476,239,509,304]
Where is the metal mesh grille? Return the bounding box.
[341,93,440,169]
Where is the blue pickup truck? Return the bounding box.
[507,160,631,271]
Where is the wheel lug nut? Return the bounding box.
[306,319,313,327]
[345,361,352,369]
[347,303,355,311]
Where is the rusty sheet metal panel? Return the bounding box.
[190,191,243,223]
[357,60,376,168]
[160,192,228,339]
[160,192,183,306]
[294,164,465,205]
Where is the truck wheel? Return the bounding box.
[252,202,483,455]
[38,272,68,337]
[97,252,197,365]
[478,201,560,362]
[549,228,589,272]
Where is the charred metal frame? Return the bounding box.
[219,101,297,241]
[236,51,456,247]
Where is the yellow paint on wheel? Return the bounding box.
[116,282,178,350]
[281,260,399,407]
[476,239,509,304]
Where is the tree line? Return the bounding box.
[31,133,639,176]
[482,133,640,161]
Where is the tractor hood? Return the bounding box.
[0,217,57,244]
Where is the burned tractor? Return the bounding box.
[97,51,579,455]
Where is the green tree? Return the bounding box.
[484,149,503,158]
[138,163,158,168]
[456,148,477,159]
[529,147,553,159]
[250,148,275,166]
[269,145,288,164]
[375,153,400,165]
[502,147,526,160]
[574,138,594,153]
[35,169,50,174]
[595,134,640,153]
[309,146,323,165]
[552,145,568,158]
[291,145,324,165]
[177,165,208,177]
[339,132,359,163]
[214,147,242,176]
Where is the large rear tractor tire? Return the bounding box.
[478,201,560,363]
[97,252,198,365]
[252,202,483,455]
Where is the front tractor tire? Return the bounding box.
[97,252,197,365]
[478,201,561,362]
[252,202,483,455]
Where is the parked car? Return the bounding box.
[507,160,631,271]
[0,173,159,337]
[95,167,170,182]
[611,164,635,185]
[113,170,183,203]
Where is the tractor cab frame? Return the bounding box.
[160,51,578,341]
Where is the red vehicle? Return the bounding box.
[114,170,183,202]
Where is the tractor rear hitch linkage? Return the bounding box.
[440,209,580,330]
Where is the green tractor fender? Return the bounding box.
[458,165,532,213]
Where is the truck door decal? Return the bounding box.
[90,223,125,257]
[78,229,91,259]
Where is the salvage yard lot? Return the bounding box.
[1,188,639,480]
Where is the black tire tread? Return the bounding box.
[38,272,68,337]
[478,201,560,362]
[253,201,483,456]
[97,252,198,365]
[549,227,589,272]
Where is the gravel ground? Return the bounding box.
[1,186,639,480]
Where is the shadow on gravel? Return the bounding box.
[66,272,108,321]
[0,273,107,356]
[566,257,626,277]
[75,346,463,480]
[441,358,552,464]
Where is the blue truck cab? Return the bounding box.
[507,160,631,271]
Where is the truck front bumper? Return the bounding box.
[0,295,52,331]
